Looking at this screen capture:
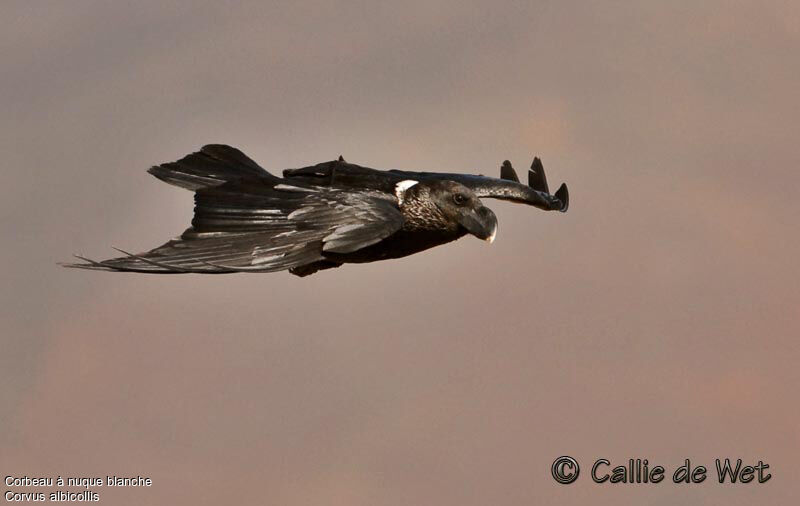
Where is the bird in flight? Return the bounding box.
[64,145,568,276]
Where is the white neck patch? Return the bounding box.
[395,180,419,204]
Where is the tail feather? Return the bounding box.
[147,144,274,191]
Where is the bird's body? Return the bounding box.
[65,145,568,276]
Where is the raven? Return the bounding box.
[64,145,568,276]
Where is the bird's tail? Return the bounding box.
[63,145,284,273]
[146,144,275,191]
[62,145,326,274]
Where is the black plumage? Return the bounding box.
[64,145,568,277]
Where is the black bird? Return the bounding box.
[64,145,568,276]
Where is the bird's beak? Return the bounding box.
[458,205,498,243]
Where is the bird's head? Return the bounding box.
[397,180,498,242]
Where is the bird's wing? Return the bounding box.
[283,157,568,212]
[390,158,568,212]
[64,184,404,273]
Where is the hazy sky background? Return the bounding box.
[2,1,798,504]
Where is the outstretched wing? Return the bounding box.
[65,183,404,273]
[283,157,568,212]
[390,158,568,212]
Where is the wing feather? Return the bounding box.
[66,183,404,273]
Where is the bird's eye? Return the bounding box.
[453,193,467,205]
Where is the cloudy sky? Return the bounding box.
[2,1,798,504]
